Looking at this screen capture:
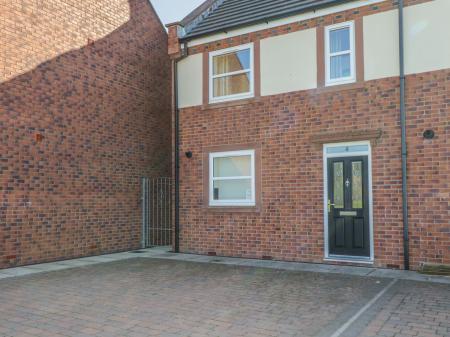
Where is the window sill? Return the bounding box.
[315,81,364,94]
[202,97,261,110]
[205,205,261,213]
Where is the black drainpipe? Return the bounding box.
[173,44,188,254]
[398,0,409,270]
[174,59,180,253]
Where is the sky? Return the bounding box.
[150,0,206,26]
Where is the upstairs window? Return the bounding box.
[209,150,255,206]
[209,44,254,103]
[325,22,355,86]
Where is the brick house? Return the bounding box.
[0,0,171,268]
[168,0,449,270]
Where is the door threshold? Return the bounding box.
[325,255,374,264]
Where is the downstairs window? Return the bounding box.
[209,150,255,206]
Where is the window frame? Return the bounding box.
[209,43,255,104]
[325,21,356,86]
[209,149,256,207]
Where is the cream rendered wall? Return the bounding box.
[364,0,450,81]
[177,0,449,106]
[364,10,399,81]
[260,29,317,96]
[177,53,203,108]
[404,0,450,75]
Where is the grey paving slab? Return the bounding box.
[155,253,197,260]
[369,268,450,284]
[53,259,102,267]
[188,255,223,262]
[23,262,72,272]
[77,256,123,263]
[329,265,375,276]
[0,273,13,279]
[0,266,38,277]
[98,252,139,259]
[2,247,450,285]
[0,253,145,280]
[148,252,450,284]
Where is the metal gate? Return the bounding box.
[142,177,173,247]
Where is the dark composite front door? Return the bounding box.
[327,156,370,257]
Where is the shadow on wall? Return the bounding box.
[0,0,172,268]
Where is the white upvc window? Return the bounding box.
[325,21,356,86]
[209,44,254,103]
[209,150,255,206]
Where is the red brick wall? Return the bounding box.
[406,71,449,268]
[177,70,449,270]
[0,0,171,268]
[173,0,449,270]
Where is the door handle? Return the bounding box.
[328,200,335,212]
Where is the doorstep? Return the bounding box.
[1,247,449,285]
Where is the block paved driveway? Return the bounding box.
[0,258,449,337]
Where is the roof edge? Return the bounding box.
[181,0,216,26]
[180,0,355,41]
[181,0,226,35]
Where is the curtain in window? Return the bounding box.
[330,54,351,79]
[329,27,351,80]
[213,74,250,97]
[330,28,350,53]
[213,49,251,97]
[213,50,250,75]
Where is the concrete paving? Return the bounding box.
[1,247,449,285]
[0,254,449,337]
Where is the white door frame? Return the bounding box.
[323,141,374,263]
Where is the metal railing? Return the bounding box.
[142,177,173,247]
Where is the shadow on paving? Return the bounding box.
[0,258,449,337]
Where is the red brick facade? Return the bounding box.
[0,0,171,268]
[173,0,449,270]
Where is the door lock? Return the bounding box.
[328,200,335,212]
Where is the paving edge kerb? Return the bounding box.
[1,247,449,284]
